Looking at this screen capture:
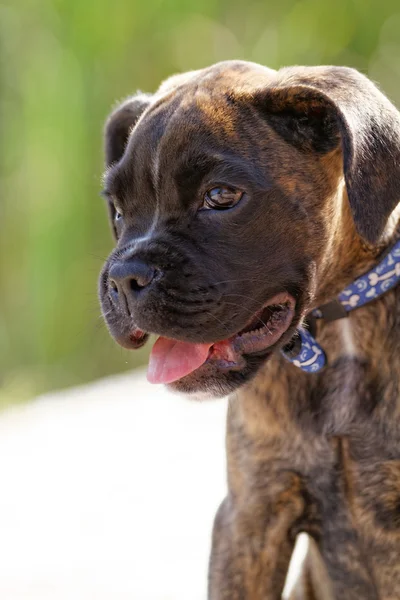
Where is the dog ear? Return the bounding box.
[255,67,400,243]
[104,93,153,166]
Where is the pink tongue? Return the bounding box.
[147,337,212,384]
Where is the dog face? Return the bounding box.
[99,61,400,396]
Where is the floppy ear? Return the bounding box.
[104,93,153,166]
[103,93,153,239]
[255,66,400,243]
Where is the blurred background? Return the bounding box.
[2,0,400,406]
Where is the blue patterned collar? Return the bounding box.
[281,238,400,373]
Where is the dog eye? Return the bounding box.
[203,186,244,210]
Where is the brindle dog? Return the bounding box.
[99,61,400,599]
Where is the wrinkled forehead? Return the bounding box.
[104,92,250,202]
[103,61,279,196]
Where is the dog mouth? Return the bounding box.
[129,292,295,385]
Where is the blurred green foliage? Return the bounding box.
[1,0,400,405]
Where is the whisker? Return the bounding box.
[213,278,262,286]
[204,311,232,337]
[222,301,272,334]
[222,293,261,303]
[88,252,109,262]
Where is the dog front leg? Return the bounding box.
[208,477,305,600]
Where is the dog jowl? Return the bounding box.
[98,61,400,397]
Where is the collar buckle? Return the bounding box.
[312,298,348,322]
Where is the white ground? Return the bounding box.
[0,370,306,600]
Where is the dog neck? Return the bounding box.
[314,182,400,308]
[282,200,400,373]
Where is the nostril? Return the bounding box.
[130,278,146,293]
[109,279,118,294]
[129,267,157,293]
[108,261,159,300]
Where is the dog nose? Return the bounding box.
[109,259,157,302]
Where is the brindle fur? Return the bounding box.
[100,62,400,599]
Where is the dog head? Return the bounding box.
[99,61,400,397]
